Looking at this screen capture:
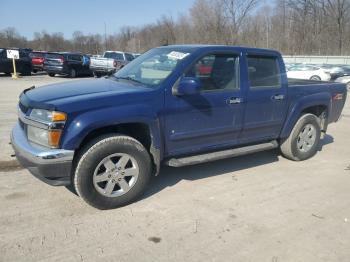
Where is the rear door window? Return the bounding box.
[69,55,82,61]
[247,55,281,89]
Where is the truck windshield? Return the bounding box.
[113,48,191,87]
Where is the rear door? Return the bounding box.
[240,54,288,142]
[68,54,83,73]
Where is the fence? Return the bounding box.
[283,56,350,65]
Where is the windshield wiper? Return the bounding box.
[114,76,143,85]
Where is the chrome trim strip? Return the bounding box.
[18,107,65,130]
[11,123,74,164]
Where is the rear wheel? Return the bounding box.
[73,135,152,209]
[310,75,321,81]
[48,73,55,77]
[280,114,321,161]
[21,65,32,76]
[93,71,101,78]
[69,68,77,78]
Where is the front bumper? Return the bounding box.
[11,123,74,186]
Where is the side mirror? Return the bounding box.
[173,77,201,96]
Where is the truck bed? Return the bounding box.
[288,78,332,86]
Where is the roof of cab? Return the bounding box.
[158,44,281,55]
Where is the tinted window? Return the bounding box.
[125,53,134,61]
[30,52,45,58]
[247,55,281,88]
[46,53,63,59]
[104,52,124,60]
[69,55,82,61]
[185,54,239,91]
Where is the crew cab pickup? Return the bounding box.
[11,45,347,209]
[89,51,134,77]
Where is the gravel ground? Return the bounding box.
[0,74,349,262]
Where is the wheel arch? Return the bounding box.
[280,93,331,139]
[73,122,161,176]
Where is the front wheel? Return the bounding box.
[48,73,55,77]
[280,114,321,161]
[73,135,152,209]
[310,75,321,81]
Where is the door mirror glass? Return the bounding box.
[173,77,202,96]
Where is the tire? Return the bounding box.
[310,75,321,81]
[280,114,321,161]
[93,71,101,78]
[48,73,55,77]
[4,72,11,76]
[69,68,77,78]
[346,82,350,91]
[21,65,32,76]
[73,135,152,209]
[33,69,38,73]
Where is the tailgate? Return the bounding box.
[330,83,347,122]
[90,58,109,67]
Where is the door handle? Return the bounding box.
[227,97,242,104]
[272,94,285,101]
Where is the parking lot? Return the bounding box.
[0,74,349,261]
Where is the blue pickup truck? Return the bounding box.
[11,45,347,209]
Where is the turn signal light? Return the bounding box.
[48,130,62,148]
[52,111,67,122]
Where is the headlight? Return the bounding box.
[30,109,66,122]
[27,125,63,148]
[27,109,67,148]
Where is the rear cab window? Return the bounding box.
[104,52,124,60]
[247,55,281,89]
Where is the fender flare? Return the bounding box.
[280,92,331,138]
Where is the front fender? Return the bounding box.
[61,104,161,152]
[280,92,331,138]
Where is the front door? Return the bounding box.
[164,52,245,156]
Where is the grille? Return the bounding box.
[19,102,29,114]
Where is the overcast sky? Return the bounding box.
[0,0,196,39]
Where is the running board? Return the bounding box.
[165,140,278,167]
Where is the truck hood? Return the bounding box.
[20,78,152,111]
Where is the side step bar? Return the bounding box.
[165,140,279,167]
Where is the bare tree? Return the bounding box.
[222,0,260,44]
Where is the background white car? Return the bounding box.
[287,65,331,81]
[335,76,350,90]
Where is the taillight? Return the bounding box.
[113,60,117,67]
[59,57,64,63]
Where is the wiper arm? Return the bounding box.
[115,76,143,84]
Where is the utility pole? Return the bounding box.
[104,22,107,51]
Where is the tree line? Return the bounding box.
[1,0,350,56]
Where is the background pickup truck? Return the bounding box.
[89,51,135,77]
[12,45,347,209]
